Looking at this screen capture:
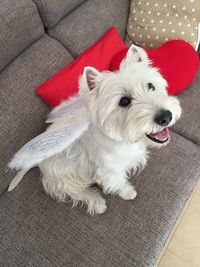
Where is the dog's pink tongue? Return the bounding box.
[150,128,169,141]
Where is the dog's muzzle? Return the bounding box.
[146,128,169,144]
[145,109,172,144]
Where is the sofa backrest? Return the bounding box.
[0,0,44,72]
[32,0,85,29]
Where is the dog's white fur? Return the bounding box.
[38,45,181,215]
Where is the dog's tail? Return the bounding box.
[8,169,29,192]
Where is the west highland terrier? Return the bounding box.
[8,45,181,215]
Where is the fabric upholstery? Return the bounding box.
[126,0,200,50]
[32,0,85,29]
[0,133,200,266]
[48,0,130,57]
[0,1,200,266]
[172,68,200,145]
[0,0,44,72]
[0,34,73,194]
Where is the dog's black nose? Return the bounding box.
[154,110,172,126]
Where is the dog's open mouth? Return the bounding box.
[146,128,169,144]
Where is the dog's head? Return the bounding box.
[79,45,181,147]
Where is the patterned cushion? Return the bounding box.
[126,0,200,49]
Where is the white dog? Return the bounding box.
[8,45,181,215]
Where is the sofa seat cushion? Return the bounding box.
[172,68,200,145]
[0,0,44,72]
[48,0,130,57]
[0,133,199,266]
[33,0,85,29]
[0,34,73,194]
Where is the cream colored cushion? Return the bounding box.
[126,0,200,49]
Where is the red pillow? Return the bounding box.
[110,40,200,95]
[36,27,126,107]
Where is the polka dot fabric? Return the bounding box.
[126,0,200,49]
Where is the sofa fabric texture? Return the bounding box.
[0,34,73,194]
[0,133,200,267]
[0,0,200,267]
[48,0,130,57]
[32,0,85,28]
[172,68,200,145]
[0,0,44,72]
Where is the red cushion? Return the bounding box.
[110,40,200,95]
[36,27,126,107]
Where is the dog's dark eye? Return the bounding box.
[119,96,132,107]
[148,83,155,91]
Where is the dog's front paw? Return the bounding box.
[87,195,107,215]
[118,184,137,200]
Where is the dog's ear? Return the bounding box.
[83,67,100,91]
[120,44,148,69]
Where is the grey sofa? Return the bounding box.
[0,1,200,266]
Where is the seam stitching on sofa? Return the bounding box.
[46,32,76,58]
[171,128,199,147]
[32,0,49,29]
[0,32,46,73]
[45,0,88,30]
